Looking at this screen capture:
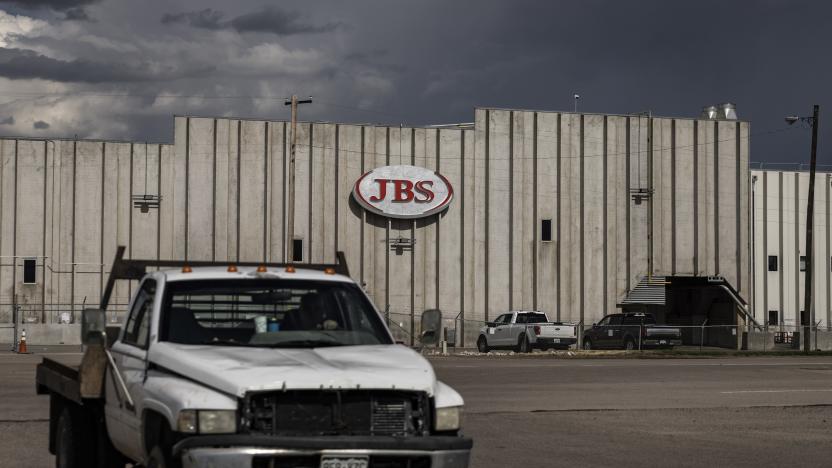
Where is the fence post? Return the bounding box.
[638,323,643,352]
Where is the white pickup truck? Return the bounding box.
[36,247,472,468]
[476,311,577,353]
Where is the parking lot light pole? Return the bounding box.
[786,105,819,354]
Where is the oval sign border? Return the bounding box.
[352,165,454,219]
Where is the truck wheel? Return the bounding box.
[518,334,531,353]
[96,416,128,468]
[55,407,93,468]
[476,336,489,353]
[146,445,182,468]
[624,338,635,351]
[147,445,176,468]
[583,338,592,350]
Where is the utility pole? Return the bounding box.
[803,104,819,354]
[284,95,312,263]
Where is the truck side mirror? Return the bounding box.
[81,308,106,346]
[420,309,442,347]
[485,321,496,328]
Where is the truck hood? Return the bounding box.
[149,342,437,398]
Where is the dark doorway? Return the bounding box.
[664,276,744,348]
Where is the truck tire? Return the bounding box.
[147,446,169,468]
[624,338,635,351]
[583,338,593,350]
[476,336,489,353]
[96,416,128,468]
[55,406,94,468]
[518,334,531,353]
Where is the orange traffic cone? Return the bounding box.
[17,329,27,354]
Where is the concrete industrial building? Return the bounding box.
[0,106,825,347]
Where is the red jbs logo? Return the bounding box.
[368,179,435,203]
[353,165,454,219]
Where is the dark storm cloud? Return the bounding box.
[161,6,339,35]
[63,6,92,21]
[0,0,99,11]
[0,116,14,125]
[0,0,829,164]
[230,7,339,35]
[0,48,212,83]
[160,8,224,29]
[33,120,49,129]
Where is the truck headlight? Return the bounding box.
[177,410,237,434]
[434,406,462,432]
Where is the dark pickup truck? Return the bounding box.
[582,313,681,350]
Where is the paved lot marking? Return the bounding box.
[721,389,832,394]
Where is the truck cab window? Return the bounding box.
[608,315,623,326]
[123,280,156,349]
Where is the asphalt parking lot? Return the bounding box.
[2,351,832,467]
[431,355,832,467]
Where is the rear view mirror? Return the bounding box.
[420,309,442,346]
[82,308,106,346]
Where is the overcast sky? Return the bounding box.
[0,0,828,164]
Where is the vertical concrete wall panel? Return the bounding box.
[675,121,696,274]
[536,112,558,317]
[608,116,629,312]
[698,122,715,275]
[487,111,510,317]
[717,121,738,287]
[185,118,216,261]
[629,117,649,286]
[237,120,267,262]
[438,128,464,320]
[583,115,605,317]
[267,122,286,262]
[0,141,16,312]
[158,144,176,261]
[652,119,672,275]
[563,114,582,322]
[472,110,488,321]
[337,125,362,273]
[212,119,230,261]
[73,142,103,309]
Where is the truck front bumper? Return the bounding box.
[174,434,472,468]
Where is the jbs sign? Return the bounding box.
[353,165,454,219]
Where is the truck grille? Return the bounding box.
[242,390,430,437]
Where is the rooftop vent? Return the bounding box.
[701,103,738,120]
[719,102,737,120]
[701,105,719,120]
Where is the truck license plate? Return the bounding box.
[553,338,560,343]
[320,456,369,468]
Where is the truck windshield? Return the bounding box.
[160,279,393,348]
[518,313,548,324]
[622,314,657,325]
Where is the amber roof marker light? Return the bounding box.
[227,265,238,273]
[285,266,296,273]
[256,265,268,273]
[324,267,336,275]
[182,265,192,273]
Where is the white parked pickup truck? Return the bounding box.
[36,247,472,468]
[476,311,577,353]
